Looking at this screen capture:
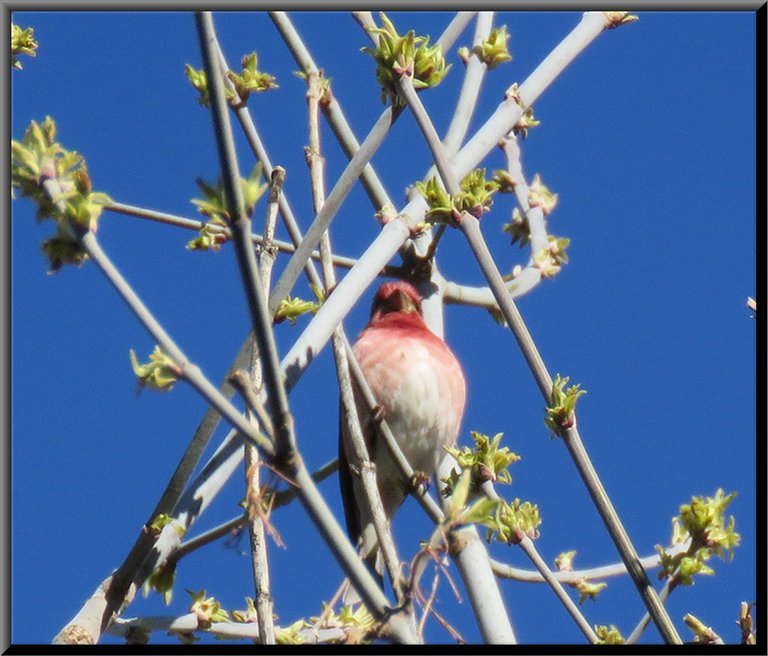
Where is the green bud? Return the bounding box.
[545,374,586,435]
[594,625,624,644]
[573,580,607,604]
[274,296,321,325]
[130,346,180,392]
[473,26,513,70]
[187,589,230,625]
[11,24,38,70]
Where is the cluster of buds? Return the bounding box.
[185,51,277,108]
[362,12,450,105]
[656,489,740,587]
[444,469,540,546]
[499,173,564,276]
[443,430,520,493]
[553,550,611,605]
[484,497,542,545]
[416,168,499,225]
[11,116,112,272]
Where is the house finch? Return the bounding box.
[339,280,467,586]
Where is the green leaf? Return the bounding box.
[231,597,258,623]
[528,173,558,215]
[12,116,111,256]
[554,550,577,571]
[444,431,520,488]
[444,468,473,518]
[457,496,499,526]
[41,233,87,274]
[185,64,212,106]
[683,613,721,644]
[275,619,309,645]
[514,107,541,139]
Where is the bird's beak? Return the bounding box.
[391,289,418,314]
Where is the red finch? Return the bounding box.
[339,280,467,586]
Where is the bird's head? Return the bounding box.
[369,281,424,323]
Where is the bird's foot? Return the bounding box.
[409,470,431,495]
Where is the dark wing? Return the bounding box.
[338,399,361,547]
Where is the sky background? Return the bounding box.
[10,10,758,646]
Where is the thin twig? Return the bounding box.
[496,134,548,298]
[517,537,599,643]
[241,167,285,646]
[106,200,380,273]
[259,166,284,282]
[490,540,689,584]
[229,370,274,438]
[171,515,247,564]
[425,11,492,178]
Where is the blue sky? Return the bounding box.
[10,10,757,646]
